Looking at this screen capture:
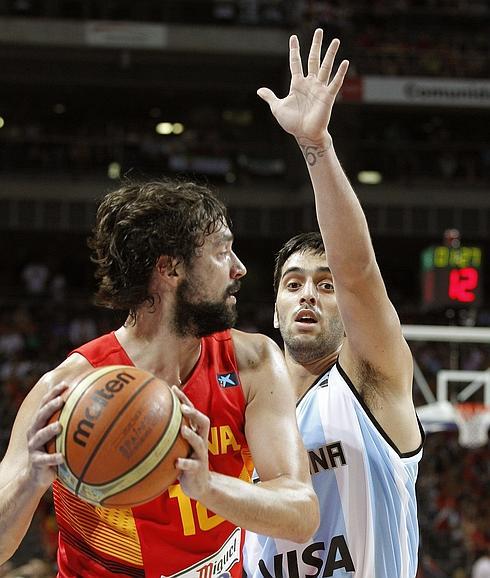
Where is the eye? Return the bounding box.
[319,281,334,291]
[286,281,301,290]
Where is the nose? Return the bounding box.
[231,252,247,279]
[300,279,317,305]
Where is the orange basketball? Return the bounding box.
[47,365,189,507]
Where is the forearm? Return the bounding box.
[201,472,318,543]
[299,135,376,281]
[0,472,47,564]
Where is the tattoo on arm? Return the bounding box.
[298,137,333,166]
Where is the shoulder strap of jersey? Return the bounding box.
[202,330,240,378]
[69,332,134,367]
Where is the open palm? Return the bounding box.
[258,31,349,144]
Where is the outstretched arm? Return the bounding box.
[259,30,421,453]
[258,30,412,394]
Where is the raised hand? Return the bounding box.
[257,29,349,148]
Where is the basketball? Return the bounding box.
[47,365,189,507]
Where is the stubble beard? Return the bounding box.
[280,314,344,365]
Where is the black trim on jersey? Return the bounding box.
[296,362,336,408]
[336,362,425,459]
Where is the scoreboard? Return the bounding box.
[421,245,483,309]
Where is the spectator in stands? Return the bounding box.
[21,260,49,297]
[471,550,490,578]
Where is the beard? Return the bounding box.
[279,312,344,365]
[173,277,240,338]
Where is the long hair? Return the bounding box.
[88,178,229,320]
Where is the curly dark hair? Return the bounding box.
[273,232,325,295]
[88,178,229,319]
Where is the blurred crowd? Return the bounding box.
[1,110,490,189]
[1,0,489,79]
[0,1,489,575]
[417,432,489,578]
[0,256,489,577]
[1,0,490,187]
[0,115,287,186]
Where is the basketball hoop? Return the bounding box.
[454,403,490,448]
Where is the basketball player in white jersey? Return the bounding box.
[243,30,424,578]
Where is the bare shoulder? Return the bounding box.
[0,353,93,480]
[32,353,93,402]
[231,329,289,402]
[8,353,92,431]
[231,328,283,370]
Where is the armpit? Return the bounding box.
[355,358,386,408]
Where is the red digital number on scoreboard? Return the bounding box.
[448,267,479,303]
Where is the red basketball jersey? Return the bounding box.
[53,330,253,578]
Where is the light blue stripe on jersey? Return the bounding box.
[243,364,423,578]
[404,461,421,578]
[350,388,421,578]
[353,402,403,577]
[301,391,350,573]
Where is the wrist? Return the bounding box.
[18,466,52,495]
[296,134,333,167]
[196,471,218,507]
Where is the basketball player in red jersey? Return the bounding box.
[0,179,319,577]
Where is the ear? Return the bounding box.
[155,255,182,286]
[273,304,279,329]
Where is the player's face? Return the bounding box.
[275,250,344,363]
[173,225,247,337]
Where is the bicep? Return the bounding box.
[0,354,90,487]
[336,271,412,386]
[243,355,309,484]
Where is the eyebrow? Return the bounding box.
[281,266,332,278]
[214,231,234,246]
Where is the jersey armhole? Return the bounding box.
[336,362,425,459]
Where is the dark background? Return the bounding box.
[0,2,489,577]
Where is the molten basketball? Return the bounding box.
[47,365,189,507]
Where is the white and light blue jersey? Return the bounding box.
[243,362,424,578]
